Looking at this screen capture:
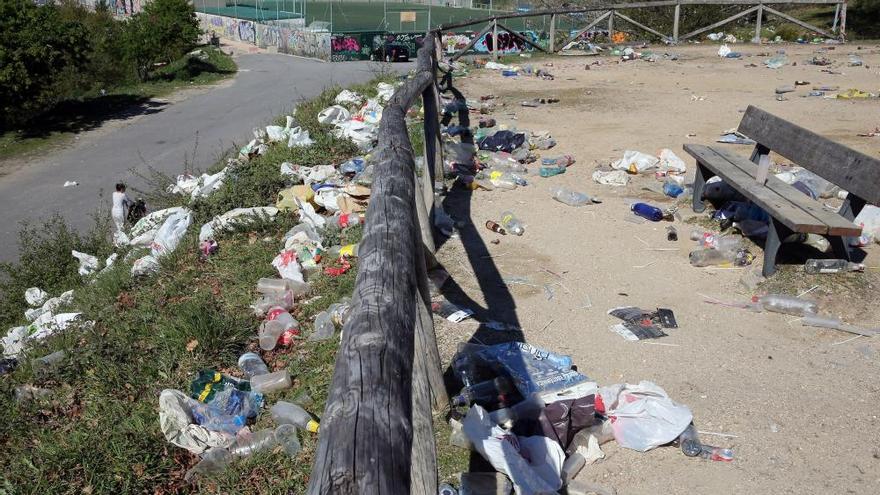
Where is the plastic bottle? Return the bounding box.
[274,424,302,457]
[689,248,749,267]
[31,350,66,373]
[257,278,310,298]
[259,320,285,351]
[452,351,478,388]
[439,483,458,495]
[252,291,294,316]
[804,259,865,274]
[309,311,335,341]
[327,300,352,326]
[534,137,557,150]
[250,370,292,394]
[191,403,246,434]
[500,211,524,236]
[271,400,320,432]
[332,212,365,229]
[539,159,566,177]
[550,186,599,207]
[184,447,232,481]
[677,424,734,461]
[756,294,818,316]
[485,221,507,235]
[452,376,513,407]
[695,233,743,251]
[631,202,664,222]
[237,352,269,379]
[230,428,278,457]
[487,171,518,189]
[663,179,684,198]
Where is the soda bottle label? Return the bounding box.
[266,308,285,320]
[278,328,300,346]
[338,213,350,228]
[501,213,513,225]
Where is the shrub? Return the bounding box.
[123,0,201,81]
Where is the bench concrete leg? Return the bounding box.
[692,162,714,213]
[838,193,867,249]
[763,218,790,277]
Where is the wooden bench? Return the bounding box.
[684,105,880,277]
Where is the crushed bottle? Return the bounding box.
[550,186,600,206]
[755,294,818,316]
[309,311,335,341]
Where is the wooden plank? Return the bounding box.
[608,10,614,42]
[497,23,548,53]
[762,5,832,38]
[492,19,498,61]
[737,106,880,205]
[680,6,760,41]
[840,1,847,40]
[559,11,611,51]
[549,13,557,52]
[614,11,673,42]
[710,146,863,237]
[409,272,438,494]
[754,5,763,43]
[683,144,829,234]
[307,39,437,495]
[449,22,492,61]
[673,3,680,42]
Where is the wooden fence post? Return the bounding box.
[549,13,557,52]
[754,5,763,43]
[608,10,614,42]
[673,3,680,42]
[832,2,840,32]
[840,1,847,40]
[492,19,498,60]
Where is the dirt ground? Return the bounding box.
[434,42,880,494]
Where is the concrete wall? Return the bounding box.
[197,12,331,60]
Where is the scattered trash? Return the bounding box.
[804,259,864,274]
[550,186,600,206]
[608,307,677,341]
[592,169,630,186]
[71,250,99,276]
[717,131,755,145]
[485,220,507,235]
[24,287,48,307]
[611,150,658,174]
[432,299,474,323]
[63,181,78,187]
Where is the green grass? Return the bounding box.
[0,46,236,163]
[0,74,403,493]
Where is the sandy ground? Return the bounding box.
[434,42,880,494]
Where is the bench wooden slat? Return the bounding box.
[708,147,863,237]
[684,144,828,234]
[738,106,880,205]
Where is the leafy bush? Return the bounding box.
[123,0,201,81]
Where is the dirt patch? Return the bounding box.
[436,42,880,495]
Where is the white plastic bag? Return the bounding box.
[296,198,326,230]
[150,210,192,258]
[266,115,294,142]
[159,389,234,454]
[462,405,564,495]
[198,207,278,242]
[657,148,687,173]
[131,255,160,276]
[272,250,305,283]
[314,188,342,213]
[72,250,99,276]
[598,380,693,452]
[334,90,364,106]
[717,44,731,57]
[129,207,188,246]
[376,82,395,103]
[611,150,659,174]
[852,204,880,246]
[287,127,313,148]
[317,106,351,126]
[25,288,48,307]
[357,99,383,125]
[592,170,630,186]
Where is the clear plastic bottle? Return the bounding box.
[326,244,359,259]
[265,308,300,348]
[756,294,818,316]
[184,447,232,481]
[230,428,277,457]
[191,403,246,434]
[274,424,302,457]
[487,171,518,189]
[271,401,320,432]
[327,300,352,326]
[689,248,742,267]
[31,350,66,373]
[550,186,598,207]
[309,311,335,341]
[250,370,292,394]
[259,320,286,351]
[696,233,743,251]
[256,278,310,298]
[500,211,524,236]
[452,376,512,407]
[332,212,365,229]
[804,259,865,274]
[439,483,458,495]
[237,352,270,379]
[677,424,734,461]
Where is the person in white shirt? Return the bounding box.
[111,182,131,232]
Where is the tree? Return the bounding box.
[123,0,201,81]
[0,0,90,128]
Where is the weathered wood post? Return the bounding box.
[673,3,680,42]
[840,1,847,40]
[754,4,763,43]
[832,2,841,32]
[492,18,499,60]
[608,10,614,42]
[549,13,557,52]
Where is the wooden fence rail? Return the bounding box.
[306,35,446,494]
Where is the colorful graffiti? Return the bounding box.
[197,13,331,61]
[330,34,372,62]
[113,0,141,15]
[441,30,543,55]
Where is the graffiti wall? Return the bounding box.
[441,30,544,55]
[330,32,424,62]
[197,13,331,61]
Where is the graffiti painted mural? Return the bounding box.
[441,30,543,55]
[197,13,331,61]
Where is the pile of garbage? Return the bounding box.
[442,341,733,494]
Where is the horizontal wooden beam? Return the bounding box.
[679,5,760,41]
[762,5,833,38]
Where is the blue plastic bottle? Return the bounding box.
[631,203,664,222]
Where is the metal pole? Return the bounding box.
[754,5,763,43]
[673,3,680,42]
[548,13,556,52]
[492,18,498,60]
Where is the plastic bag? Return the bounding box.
[296,198,326,230]
[198,207,278,242]
[72,250,99,276]
[150,210,192,258]
[611,150,659,173]
[266,116,294,142]
[592,170,630,186]
[474,342,590,402]
[131,255,160,276]
[376,82,395,103]
[287,127,313,148]
[317,106,351,126]
[334,90,364,106]
[657,148,687,173]
[717,44,731,57]
[129,207,188,246]
[25,288,48,307]
[463,405,564,495]
[272,250,305,283]
[159,389,235,454]
[597,380,693,452]
[852,204,880,246]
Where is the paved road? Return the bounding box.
[0,54,410,262]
